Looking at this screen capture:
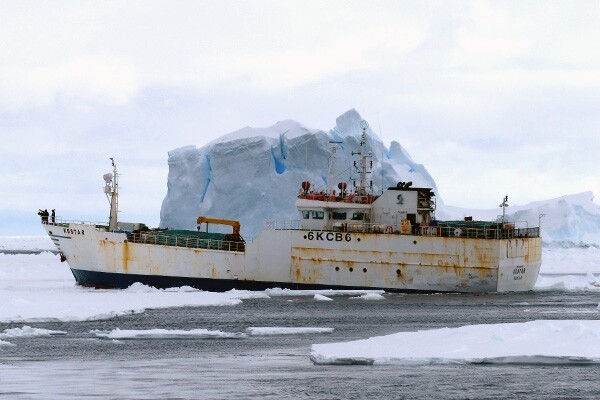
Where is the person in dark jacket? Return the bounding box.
[38,209,49,223]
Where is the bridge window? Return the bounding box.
[301,210,310,219]
[312,211,324,220]
[351,212,365,221]
[332,212,347,220]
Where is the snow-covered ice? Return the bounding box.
[311,320,600,365]
[265,288,384,297]
[93,327,334,339]
[0,251,255,323]
[314,294,333,301]
[0,236,54,253]
[0,326,66,338]
[94,328,245,340]
[0,239,386,323]
[246,327,334,336]
[0,325,66,346]
[349,293,385,300]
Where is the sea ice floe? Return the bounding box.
[246,327,334,335]
[265,288,384,297]
[534,274,600,292]
[94,328,245,340]
[0,325,66,338]
[349,293,385,300]
[310,320,600,365]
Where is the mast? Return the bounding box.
[499,195,508,224]
[352,120,373,196]
[327,140,343,195]
[103,158,119,231]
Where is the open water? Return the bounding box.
[1,291,599,399]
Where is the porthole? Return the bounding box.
[396,269,402,276]
[349,267,354,272]
[363,268,367,273]
[335,266,339,271]
[413,240,417,245]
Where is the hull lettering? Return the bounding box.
[305,231,352,242]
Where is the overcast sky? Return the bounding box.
[1,0,599,235]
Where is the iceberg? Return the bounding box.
[160,109,438,237]
[441,192,600,245]
[160,109,600,244]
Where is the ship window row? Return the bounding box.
[301,210,365,221]
[302,210,324,220]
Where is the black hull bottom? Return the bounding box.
[70,268,425,293]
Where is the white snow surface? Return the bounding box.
[311,320,600,365]
[0,236,55,252]
[313,294,333,301]
[0,241,390,323]
[0,251,257,323]
[159,109,599,243]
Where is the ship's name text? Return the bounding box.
[64,228,84,235]
[305,231,352,242]
[512,266,525,281]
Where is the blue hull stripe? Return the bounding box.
[69,268,406,292]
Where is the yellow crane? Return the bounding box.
[196,216,241,235]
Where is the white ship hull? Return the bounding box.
[44,222,541,293]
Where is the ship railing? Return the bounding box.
[41,218,110,231]
[127,232,246,252]
[264,219,540,239]
[414,225,540,239]
[270,220,540,239]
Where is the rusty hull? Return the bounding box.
[44,223,541,293]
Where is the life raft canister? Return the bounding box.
[400,219,412,234]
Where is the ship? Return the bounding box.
[42,122,542,293]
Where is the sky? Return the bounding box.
[1,0,599,235]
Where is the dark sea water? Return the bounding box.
[1,291,599,399]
